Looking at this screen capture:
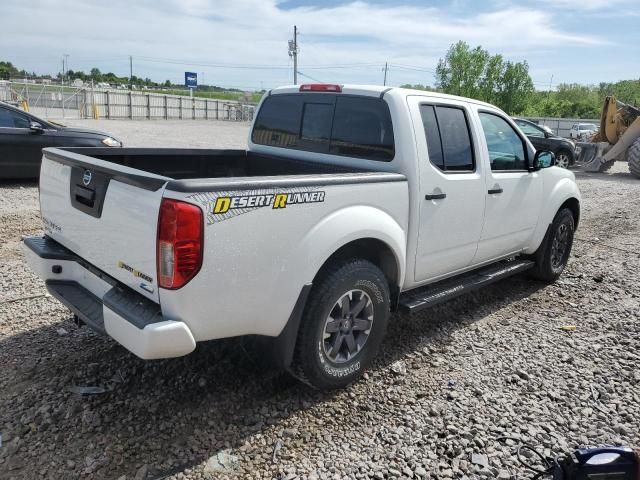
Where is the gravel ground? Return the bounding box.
[51,118,250,148]
[0,125,639,480]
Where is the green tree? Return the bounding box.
[435,41,533,114]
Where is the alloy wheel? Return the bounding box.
[322,290,374,364]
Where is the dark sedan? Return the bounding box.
[0,101,122,178]
[513,117,575,169]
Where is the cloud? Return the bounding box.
[0,0,612,88]
[539,0,633,10]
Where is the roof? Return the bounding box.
[269,84,497,109]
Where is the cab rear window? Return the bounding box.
[252,93,395,161]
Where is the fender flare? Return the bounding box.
[525,178,581,255]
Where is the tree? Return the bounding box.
[435,41,533,114]
[0,61,23,80]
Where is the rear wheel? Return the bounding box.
[530,208,575,282]
[627,137,640,179]
[554,149,572,169]
[290,259,390,390]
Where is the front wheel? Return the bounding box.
[290,259,390,390]
[554,149,572,169]
[530,208,575,282]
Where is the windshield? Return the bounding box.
[579,124,596,130]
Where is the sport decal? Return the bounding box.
[190,187,326,225]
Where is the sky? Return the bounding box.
[1,0,638,91]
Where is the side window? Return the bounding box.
[420,105,444,170]
[0,107,29,128]
[419,104,474,172]
[516,120,543,137]
[479,112,527,171]
[330,96,394,161]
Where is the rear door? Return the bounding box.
[474,111,543,263]
[38,149,169,301]
[410,98,486,282]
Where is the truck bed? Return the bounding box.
[58,147,359,180]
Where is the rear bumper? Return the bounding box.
[23,236,196,360]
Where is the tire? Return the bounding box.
[554,149,572,169]
[290,259,390,390]
[529,208,575,282]
[627,137,640,179]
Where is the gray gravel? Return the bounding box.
[0,124,639,480]
[54,118,250,149]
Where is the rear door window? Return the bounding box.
[419,104,474,172]
[252,93,394,161]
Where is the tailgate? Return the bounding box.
[38,148,171,302]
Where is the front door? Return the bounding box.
[412,100,486,282]
[475,112,543,263]
[0,106,54,178]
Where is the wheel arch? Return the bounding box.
[560,197,580,229]
[525,176,581,255]
[312,237,402,307]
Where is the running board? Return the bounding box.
[398,259,534,314]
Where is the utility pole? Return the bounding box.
[129,55,133,90]
[383,62,388,86]
[288,25,298,85]
[62,54,69,85]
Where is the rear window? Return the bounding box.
[252,93,395,161]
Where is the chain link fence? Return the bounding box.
[1,81,256,122]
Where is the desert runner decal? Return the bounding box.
[117,261,153,283]
[190,187,326,225]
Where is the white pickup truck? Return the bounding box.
[24,84,581,389]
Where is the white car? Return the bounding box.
[24,84,581,390]
[570,123,598,140]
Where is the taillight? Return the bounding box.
[299,84,342,92]
[157,198,203,289]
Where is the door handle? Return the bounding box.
[425,193,447,200]
[488,188,503,195]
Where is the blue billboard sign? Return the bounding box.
[185,72,197,88]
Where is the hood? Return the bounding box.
[55,126,112,137]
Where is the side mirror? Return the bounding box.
[544,131,551,138]
[531,150,555,171]
[29,122,44,133]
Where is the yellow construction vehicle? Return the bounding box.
[577,96,640,177]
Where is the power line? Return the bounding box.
[390,63,436,73]
[297,70,323,83]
